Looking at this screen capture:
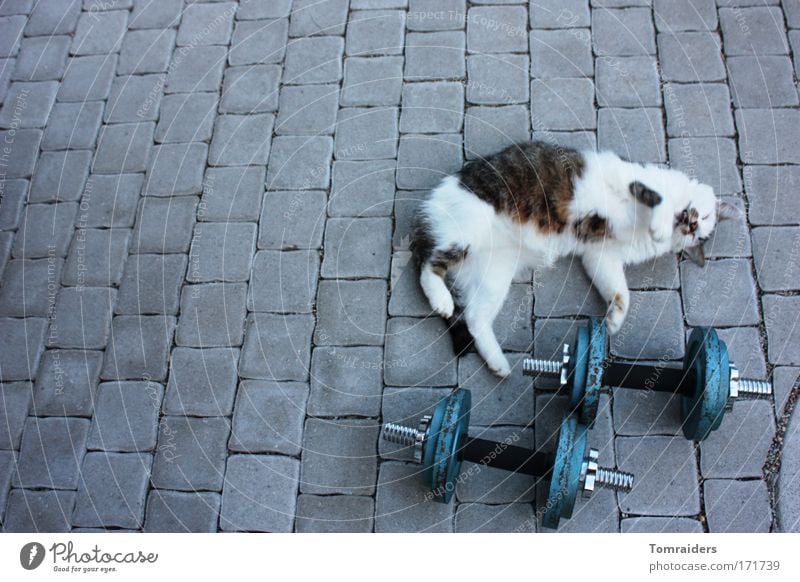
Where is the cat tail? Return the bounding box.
[446,301,474,356]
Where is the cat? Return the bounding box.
[411,141,740,377]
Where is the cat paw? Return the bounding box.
[605,294,628,335]
[486,353,512,378]
[429,291,455,319]
[649,205,674,243]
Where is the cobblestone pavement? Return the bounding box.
[0,0,798,533]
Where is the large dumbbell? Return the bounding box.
[382,389,634,529]
[522,318,772,441]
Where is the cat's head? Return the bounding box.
[670,179,741,266]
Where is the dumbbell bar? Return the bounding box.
[523,318,772,441]
[382,389,634,529]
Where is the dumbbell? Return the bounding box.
[522,318,772,441]
[382,389,634,529]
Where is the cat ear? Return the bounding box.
[629,181,662,208]
[683,244,706,267]
[716,200,742,221]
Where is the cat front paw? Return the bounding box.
[649,205,673,243]
[428,290,455,319]
[486,353,512,378]
[605,293,628,335]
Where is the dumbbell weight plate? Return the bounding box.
[681,327,730,441]
[422,389,471,503]
[569,319,606,427]
[542,415,588,530]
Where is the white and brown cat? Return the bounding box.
[411,141,740,377]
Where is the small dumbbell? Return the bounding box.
[382,389,634,529]
[523,318,772,441]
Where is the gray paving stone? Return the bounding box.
[494,283,534,352]
[187,222,256,283]
[705,479,770,532]
[14,416,89,489]
[102,315,176,381]
[727,56,798,108]
[0,128,40,178]
[533,257,605,317]
[455,502,535,533]
[621,517,704,533]
[220,454,299,532]
[87,381,162,452]
[0,317,48,381]
[746,165,800,225]
[720,6,788,55]
[456,426,536,503]
[778,404,800,531]
[0,56,13,99]
[388,250,430,316]
[530,29,593,78]
[716,327,767,381]
[93,122,155,174]
[593,8,655,56]
[13,202,77,257]
[296,494,374,532]
[701,400,775,478]
[530,0,590,29]
[342,57,403,106]
[531,78,595,131]
[165,45,226,93]
[315,279,387,346]
[330,159,395,217]
[229,18,288,65]
[597,108,666,163]
[284,36,343,84]
[151,416,229,491]
[239,0,293,19]
[384,317,457,386]
[609,291,685,359]
[613,386,682,436]
[290,0,348,36]
[71,10,127,56]
[658,31,725,82]
[0,383,30,449]
[763,295,800,365]
[41,102,104,151]
[209,113,274,166]
[785,0,800,27]
[115,254,185,316]
[12,35,70,81]
[3,489,74,532]
[626,253,680,289]
[405,31,465,80]
[375,461,454,532]
[63,228,130,287]
[596,56,660,107]
[275,85,339,136]
[407,0,465,32]
[248,250,320,313]
[774,367,800,413]
[695,197,749,258]
[393,191,425,250]
[680,259,760,326]
[0,230,9,275]
[177,1,234,46]
[155,93,218,143]
[229,380,308,455]
[466,53,527,105]
[400,82,463,134]
[309,347,383,417]
[25,0,80,36]
[752,227,800,292]
[132,196,198,254]
[458,354,534,425]
[334,107,398,160]
[201,166,265,223]
[57,55,117,102]
[668,138,742,196]
[266,136,333,190]
[0,179,26,231]
[0,80,57,128]
[130,0,183,29]
[0,258,63,316]
[221,65,281,114]
[239,312,314,380]
[530,129,598,151]
[0,15,25,57]
[616,436,700,515]
[0,2,31,17]
[737,109,800,165]
[347,9,406,55]
[653,0,717,31]
[258,191,327,250]
[396,133,462,189]
[467,6,527,53]
[30,149,92,203]
[301,418,378,495]
[176,282,247,348]
[0,450,14,521]
[664,83,734,138]
[164,348,238,416]
[144,490,220,532]
[32,349,103,417]
[322,217,391,278]
[72,452,151,528]
[379,386,452,459]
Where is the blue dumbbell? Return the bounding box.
[523,318,772,441]
[382,389,634,529]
